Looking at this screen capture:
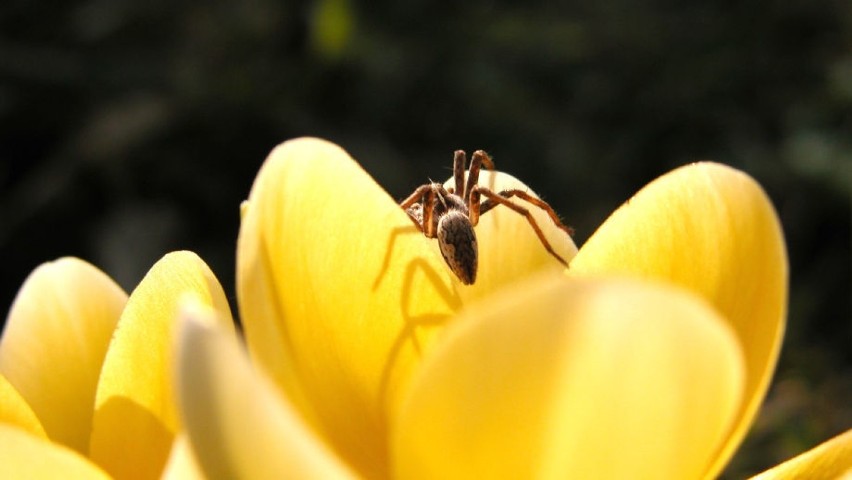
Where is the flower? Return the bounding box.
[175,137,850,478]
[0,251,234,478]
[2,137,849,479]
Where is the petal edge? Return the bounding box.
[177,298,356,479]
[569,162,787,475]
[750,429,852,480]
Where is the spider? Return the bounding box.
[400,149,574,285]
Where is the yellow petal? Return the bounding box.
[568,162,787,476]
[0,424,109,479]
[161,433,205,480]
[442,168,578,304]
[393,274,745,479]
[0,373,46,438]
[750,429,852,480]
[89,251,234,480]
[238,138,461,476]
[0,257,127,453]
[176,298,356,479]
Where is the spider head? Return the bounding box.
[437,209,478,285]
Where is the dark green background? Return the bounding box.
[1,1,849,476]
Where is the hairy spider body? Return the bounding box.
[403,183,479,284]
[401,150,572,285]
[436,204,478,285]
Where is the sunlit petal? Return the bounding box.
[442,169,577,303]
[750,429,852,480]
[0,257,126,453]
[393,274,745,479]
[238,138,461,476]
[90,251,233,480]
[176,298,356,479]
[568,162,787,476]
[160,433,205,480]
[0,424,109,479]
[0,373,46,438]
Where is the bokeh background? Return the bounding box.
[1,1,849,476]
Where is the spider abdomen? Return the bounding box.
[437,210,478,285]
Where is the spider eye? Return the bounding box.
[437,211,477,285]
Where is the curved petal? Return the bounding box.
[750,429,852,480]
[0,424,109,479]
[176,298,356,479]
[0,373,46,438]
[0,257,127,453]
[393,275,745,479]
[238,138,460,476]
[568,162,787,476]
[89,251,234,480]
[442,169,578,304]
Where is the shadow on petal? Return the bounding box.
[90,251,233,479]
[0,373,46,439]
[0,257,126,454]
[89,396,172,479]
[238,138,461,477]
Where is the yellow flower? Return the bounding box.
[2,137,849,479]
[172,137,850,479]
[0,251,233,479]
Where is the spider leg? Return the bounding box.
[464,150,495,201]
[473,187,571,267]
[428,183,458,236]
[400,183,449,238]
[480,189,575,236]
[400,184,434,235]
[400,184,433,212]
[453,150,466,196]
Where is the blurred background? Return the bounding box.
[1,1,849,476]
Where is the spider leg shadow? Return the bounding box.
[376,257,462,416]
[372,223,420,290]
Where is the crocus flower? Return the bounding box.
[2,137,849,479]
[172,137,850,478]
[0,251,233,478]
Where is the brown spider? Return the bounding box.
[400,149,574,285]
